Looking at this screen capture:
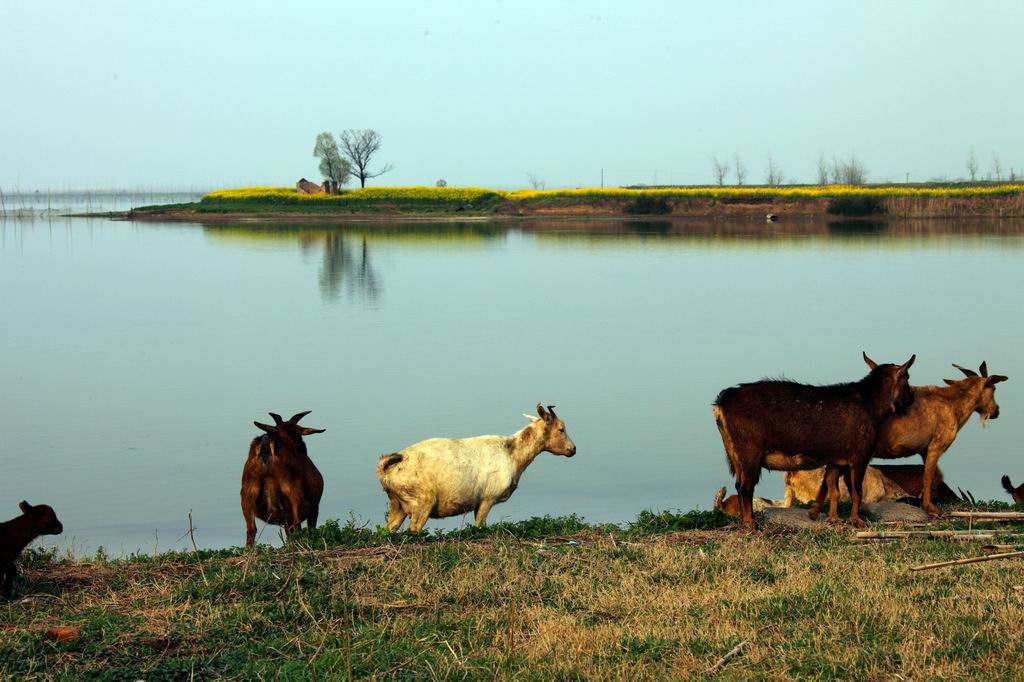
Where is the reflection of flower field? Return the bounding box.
[204,184,1024,205]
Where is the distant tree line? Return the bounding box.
[967,147,1016,182]
[706,147,1021,187]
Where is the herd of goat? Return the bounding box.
[0,353,1017,598]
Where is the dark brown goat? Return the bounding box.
[240,411,326,547]
[714,352,915,529]
[868,362,1007,515]
[1,501,63,598]
[1001,475,1024,503]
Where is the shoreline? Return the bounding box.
[79,190,1024,223]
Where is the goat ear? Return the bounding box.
[254,421,276,434]
[288,411,312,425]
[986,375,1008,386]
[901,355,916,371]
[953,363,978,378]
[522,413,539,422]
[979,361,988,378]
[863,352,878,370]
[943,378,959,387]
[269,412,283,425]
[19,501,32,514]
[298,427,325,436]
[536,403,547,419]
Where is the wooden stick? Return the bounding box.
[909,550,1024,572]
[948,511,1024,520]
[707,641,749,675]
[861,535,994,543]
[856,530,999,540]
[983,544,1016,553]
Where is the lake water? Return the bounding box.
[2,215,1022,555]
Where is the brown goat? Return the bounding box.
[788,464,962,507]
[714,352,915,529]
[713,487,781,518]
[867,362,1007,516]
[1001,475,1024,503]
[1,501,63,598]
[240,411,326,547]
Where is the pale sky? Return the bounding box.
[3,1,1022,190]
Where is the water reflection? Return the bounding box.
[319,234,381,304]
[201,222,509,304]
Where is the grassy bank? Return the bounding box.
[125,183,1024,220]
[5,508,1024,680]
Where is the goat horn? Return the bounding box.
[979,361,988,377]
[269,412,283,425]
[288,410,312,424]
[546,405,557,418]
[952,364,978,378]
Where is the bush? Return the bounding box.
[624,195,672,215]
[827,195,885,217]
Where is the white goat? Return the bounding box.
[376,403,576,532]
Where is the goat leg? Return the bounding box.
[385,496,408,531]
[474,499,495,527]
[819,466,843,524]
[288,496,303,537]
[921,448,947,516]
[809,470,829,521]
[847,463,866,528]
[735,478,756,531]
[1,563,14,599]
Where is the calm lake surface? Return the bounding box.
[2,215,1022,554]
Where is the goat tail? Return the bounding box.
[1002,474,1017,496]
[377,453,404,479]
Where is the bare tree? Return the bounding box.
[764,155,784,186]
[338,129,393,188]
[830,155,842,184]
[992,152,1003,182]
[733,154,747,185]
[836,153,868,185]
[313,132,351,186]
[526,172,546,190]
[711,156,731,185]
[966,147,978,182]
[816,153,830,185]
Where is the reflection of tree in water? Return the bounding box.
[319,233,380,304]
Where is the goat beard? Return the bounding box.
[980,414,990,428]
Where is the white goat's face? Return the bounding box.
[531,403,577,457]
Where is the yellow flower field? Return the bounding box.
[203,184,1024,204]
[203,186,503,203]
